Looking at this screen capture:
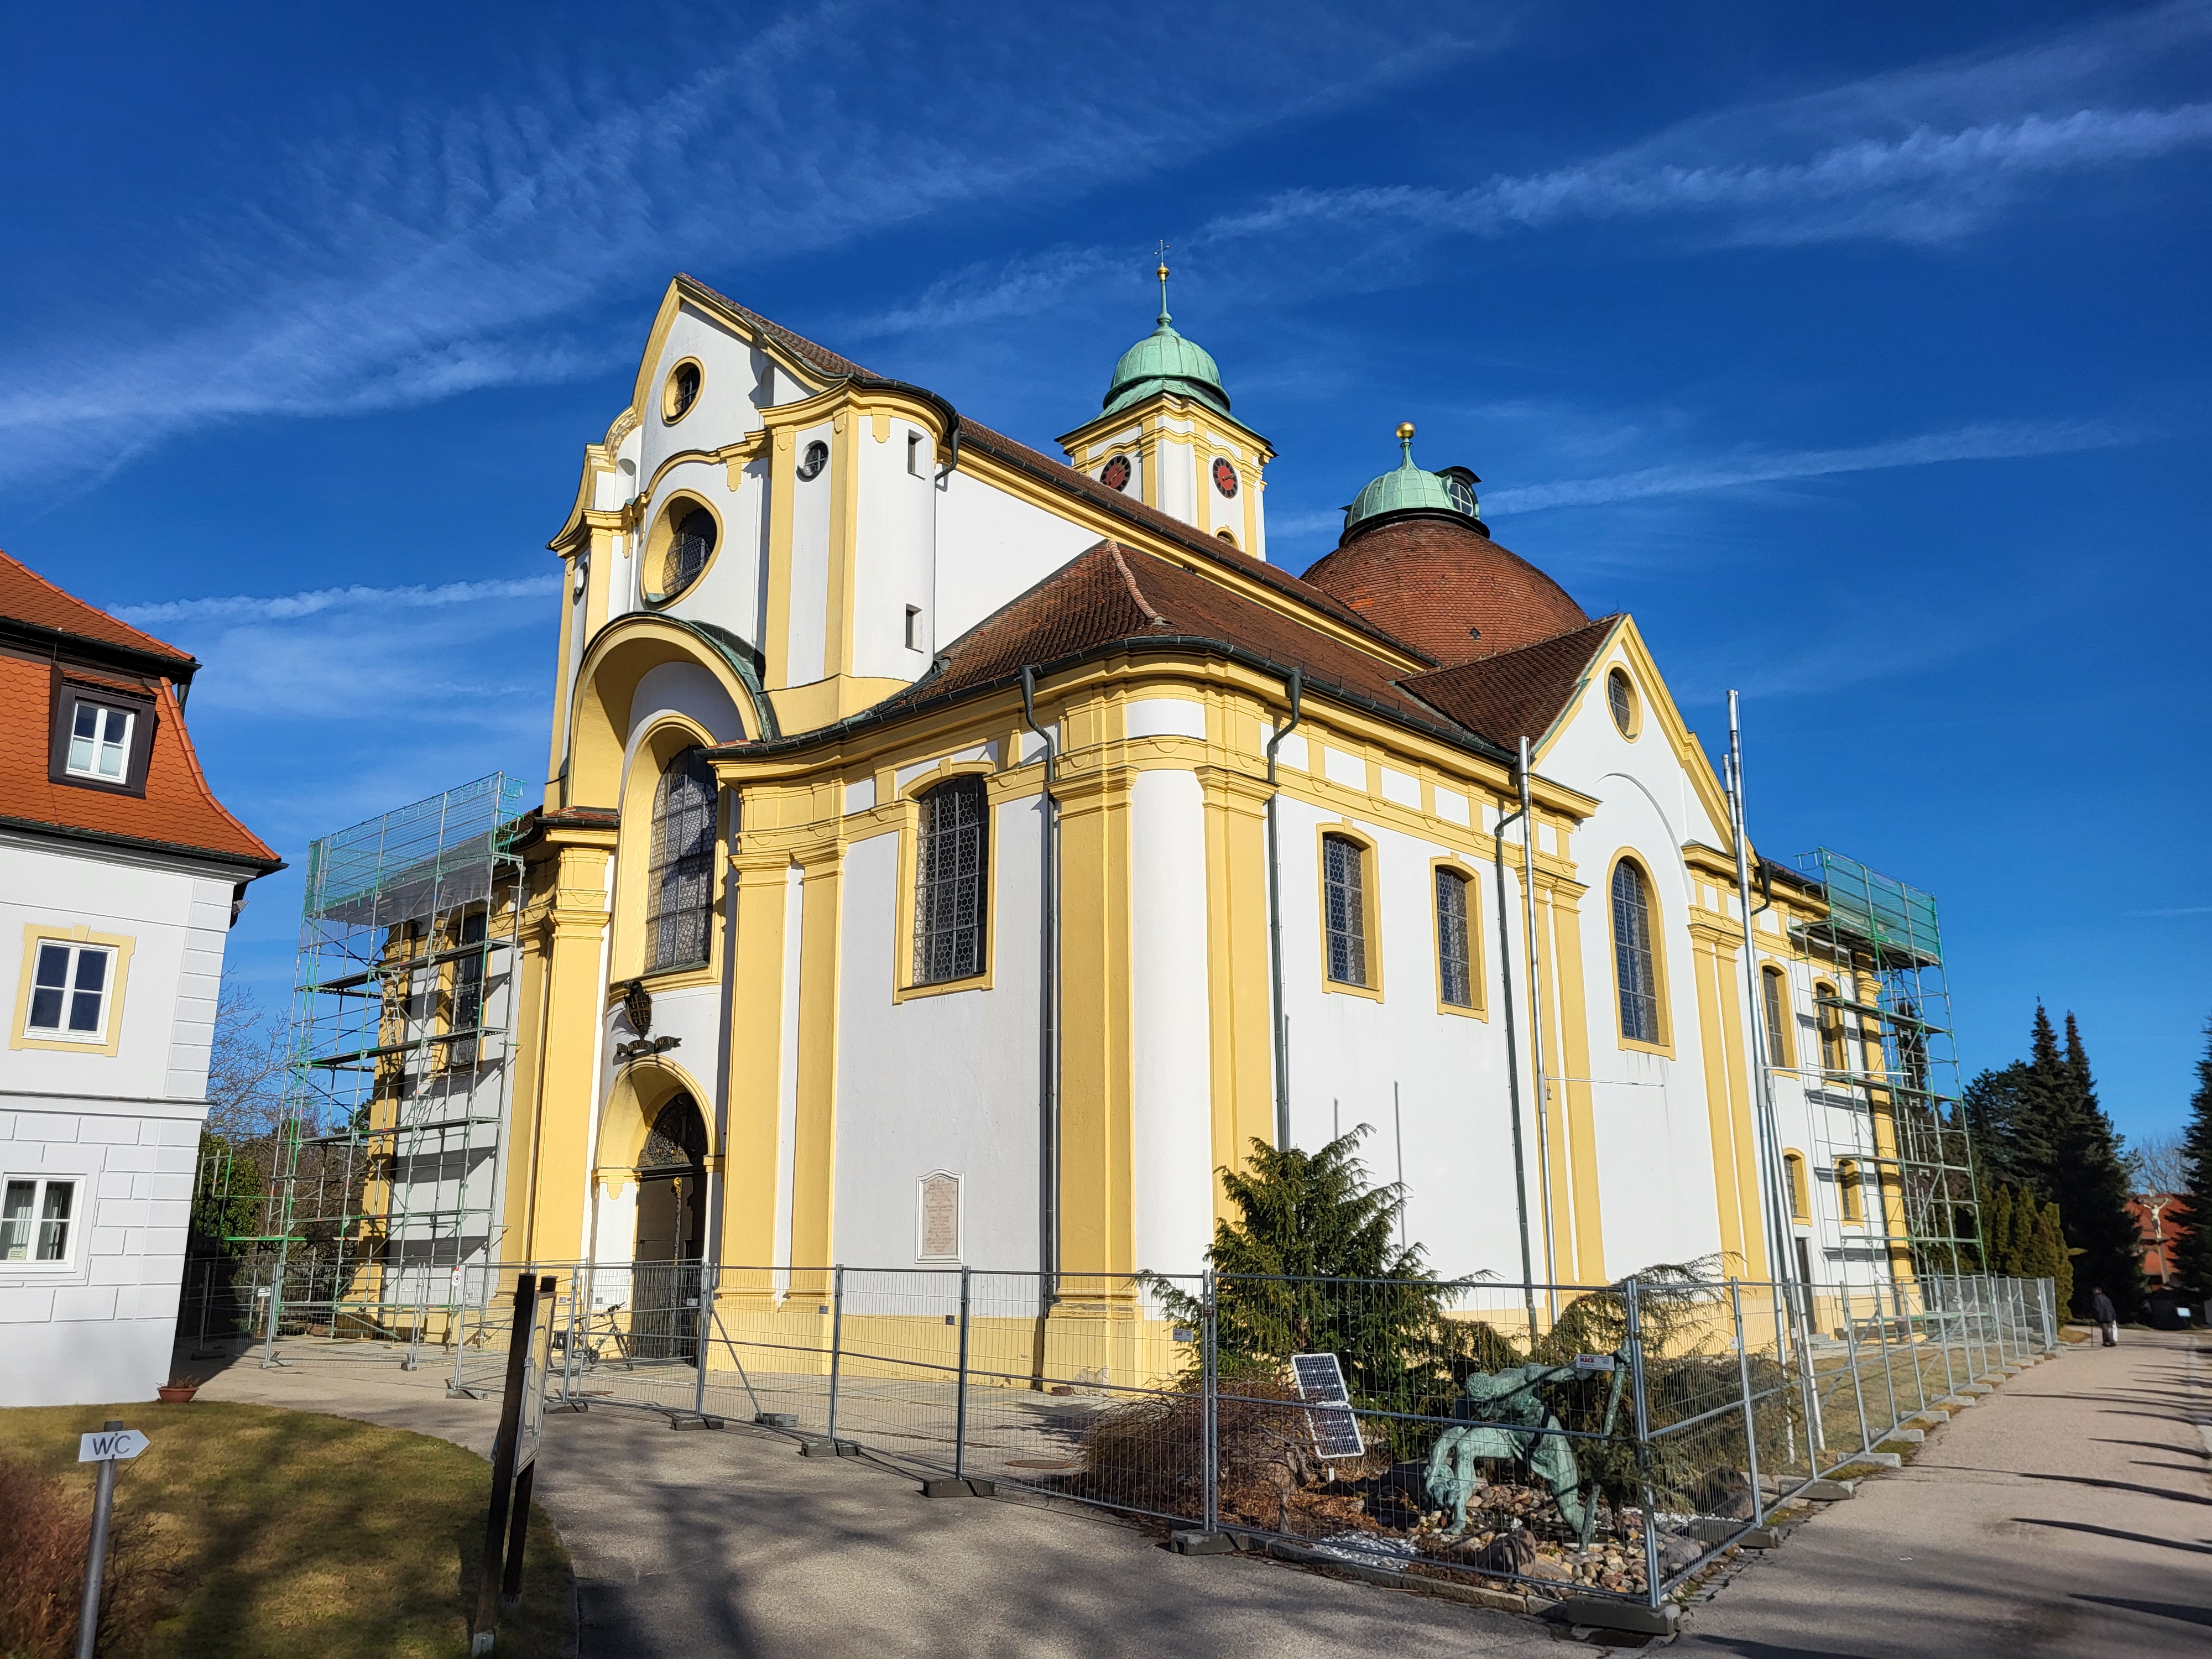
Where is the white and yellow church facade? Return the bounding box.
[477,269,1915,1296]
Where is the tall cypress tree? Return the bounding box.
[2047,1014,2143,1318]
[2039,1199,2075,1316]
[2172,1016,2212,1297]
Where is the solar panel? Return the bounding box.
[1290,1352,1365,1462]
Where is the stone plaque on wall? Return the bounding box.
[918,1172,960,1261]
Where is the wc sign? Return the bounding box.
[79,1428,148,1463]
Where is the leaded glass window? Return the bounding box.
[1436,867,1473,1008]
[913,776,988,984]
[1611,859,1659,1042]
[661,507,717,598]
[1323,834,1368,987]
[646,749,717,972]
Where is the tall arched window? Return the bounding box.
[662,506,717,598]
[1322,834,1369,987]
[1611,859,1660,1043]
[1815,980,1846,1075]
[1434,866,1473,1008]
[913,775,988,984]
[1784,1150,1809,1220]
[1837,1157,1866,1223]
[646,748,717,971]
[1761,966,1793,1069]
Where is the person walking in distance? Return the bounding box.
[2090,1286,2120,1347]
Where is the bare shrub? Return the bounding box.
[0,1459,176,1658]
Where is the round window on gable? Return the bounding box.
[662,359,703,424]
[1607,667,1639,738]
[644,499,719,604]
[797,439,830,481]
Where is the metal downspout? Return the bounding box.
[1019,667,1061,1298]
[1517,737,1558,1313]
[1494,757,1540,1341]
[1265,670,1305,1150]
[1725,694,1797,1293]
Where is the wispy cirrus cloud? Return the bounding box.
[114,575,559,627]
[853,3,2212,338]
[1483,419,2147,514]
[0,4,1491,498]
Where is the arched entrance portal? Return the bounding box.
[632,1094,708,1360]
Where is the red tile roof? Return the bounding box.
[0,547,195,667]
[1302,514,1589,668]
[823,540,1500,754]
[1401,617,1621,750]
[0,554,278,870]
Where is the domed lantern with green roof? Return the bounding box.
[1100,260,1233,419]
[1343,424,1485,538]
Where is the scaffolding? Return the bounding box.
[1787,848,1981,1280]
[199,773,531,1336]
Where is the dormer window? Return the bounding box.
[49,683,154,795]
[69,703,133,780]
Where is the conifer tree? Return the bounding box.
[1963,1061,2045,1197]
[2047,1014,2144,1318]
[1983,1184,2015,1274]
[2172,1016,2212,1296]
[2039,1199,2074,1316]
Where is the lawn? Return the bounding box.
[0,1400,570,1658]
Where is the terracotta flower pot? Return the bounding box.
[156,1385,199,1404]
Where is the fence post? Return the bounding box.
[1872,1280,1900,1438]
[2042,1279,2056,1350]
[954,1266,972,1481]
[1625,1280,1663,1610]
[1934,1276,1958,1399]
[825,1265,846,1448]
[692,1262,714,1420]
[1202,1269,1219,1536]
[1729,1280,1765,1527]
[258,1262,283,1369]
[1793,1279,1825,1458]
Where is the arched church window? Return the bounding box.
[912,775,988,984]
[1434,866,1473,1008]
[646,748,717,972]
[1611,858,1660,1043]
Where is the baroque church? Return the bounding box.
[484,265,1898,1296]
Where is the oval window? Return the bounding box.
[649,504,717,602]
[664,360,702,423]
[1608,668,1636,737]
[797,440,830,481]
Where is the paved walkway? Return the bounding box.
[1675,1328,2211,1658]
[189,1331,2210,1657]
[192,1348,1552,1657]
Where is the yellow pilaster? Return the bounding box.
[1056,754,1136,1277]
[787,847,844,1268]
[823,408,858,683]
[722,848,793,1265]
[1199,762,1275,1215]
[1545,877,1604,1285]
[1689,917,1760,1274]
[519,833,614,1262]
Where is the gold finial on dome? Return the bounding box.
[1396,421,1416,440]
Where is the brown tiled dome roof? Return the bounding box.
[1300,512,1587,669]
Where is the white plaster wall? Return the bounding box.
[934,473,1105,645]
[0,1093,205,1406]
[1267,796,1530,1279]
[1156,437,1195,525]
[1128,770,1214,1277]
[629,661,746,747]
[656,454,765,656]
[636,302,764,490]
[831,791,1046,1272]
[1,836,234,1103]
[1125,698,1207,742]
[784,420,836,686]
[851,419,937,682]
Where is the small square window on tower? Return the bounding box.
[905,605,922,651]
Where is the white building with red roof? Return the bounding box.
[0,549,279,1406]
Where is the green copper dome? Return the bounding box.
[1102,264,1231,419]
[1343,425,1482,536]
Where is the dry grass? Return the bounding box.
[0,1458,177,1658]
[0,1401,568,1659]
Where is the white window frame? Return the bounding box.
[24,939,119,1044]
[65,701,136,782]
[1,1174,81,1269]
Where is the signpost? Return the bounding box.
[75,1420,147,1659]
[472,1272,557,1656]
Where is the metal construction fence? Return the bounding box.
[176,1258,2056,1613]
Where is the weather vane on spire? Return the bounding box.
[1155,239,1172,326]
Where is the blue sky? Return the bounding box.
[5,2,2206,1149]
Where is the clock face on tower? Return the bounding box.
[1212,457,1239,498]
[1101,455,1132,492]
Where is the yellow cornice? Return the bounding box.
[1057,392,1275,463]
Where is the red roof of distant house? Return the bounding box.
[0,549,279,870]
